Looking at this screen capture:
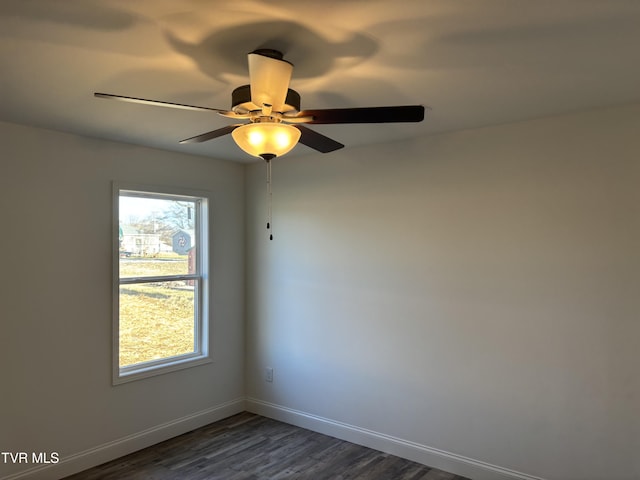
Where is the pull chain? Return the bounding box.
[266,158,273,240]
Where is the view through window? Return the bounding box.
[115,186,209,382]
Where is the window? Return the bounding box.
[113,184,210,383]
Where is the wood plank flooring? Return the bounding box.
[63,412,471,479]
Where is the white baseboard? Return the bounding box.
[4,397,545,480]
[246,397,545,480]
[2,397,246,480]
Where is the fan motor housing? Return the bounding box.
[231,84,301,114]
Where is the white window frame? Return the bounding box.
[112,183,211,384]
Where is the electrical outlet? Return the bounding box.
[265,367,273,383]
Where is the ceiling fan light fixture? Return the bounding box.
[232,123,301,159]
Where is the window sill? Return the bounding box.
[113,354,212,385]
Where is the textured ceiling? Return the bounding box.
[1,0,639,162]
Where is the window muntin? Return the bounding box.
[114,186,210,383]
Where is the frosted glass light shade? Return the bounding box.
[232,123,301,158]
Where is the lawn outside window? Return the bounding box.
[113,183,211,384]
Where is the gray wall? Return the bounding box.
[245,104,640,480]
[0,122,245,478]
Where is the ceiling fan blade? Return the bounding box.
[94,92,231,114]
[248,50,293,113]
[295,125,344,153]
[297,105,426,124]
[179,125,240,144]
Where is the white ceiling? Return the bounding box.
[1,0,639,163]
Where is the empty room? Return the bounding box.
[1,1,638,480]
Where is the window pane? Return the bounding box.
[119,195,197,278]
[119,281,196,367]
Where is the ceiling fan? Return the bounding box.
[94,49,426,161]
[96,49,426,239]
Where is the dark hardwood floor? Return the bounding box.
[63,412,471,479]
